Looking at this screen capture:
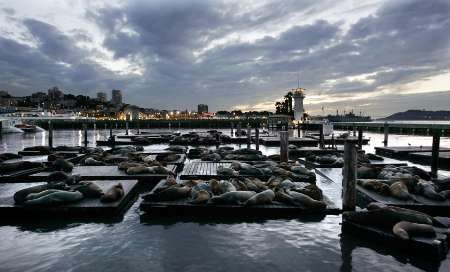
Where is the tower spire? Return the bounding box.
[297,72,300,88]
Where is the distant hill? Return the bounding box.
[384,110,450,120]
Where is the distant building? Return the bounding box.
[30,92,48,105]
[198,104,208,114]
[97,92,107,103]
[48,86,63,101]
[293,87,306,121]
[122,105,140,121]
[111,89,122,105]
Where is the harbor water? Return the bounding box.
[1,129,450,272]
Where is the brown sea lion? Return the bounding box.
[126,166,152,175]
[72,181,104,198]
[291,183,323,201]
[209,179,221,195]
[189,190,210,204]
[100,183,124,202]
[392,221,436,240]
[84,157,106,166]
[142,185,191,202]
[287,190,327,210]
[415,180,445,201]
[439,190,450,199]
[357,179,390,195]
[208,191,256,205]
[389,181,414,201]
[244,189,275,206]
[52,158,74,172]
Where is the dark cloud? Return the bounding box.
[0,0,449,116]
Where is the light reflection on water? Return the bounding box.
[0,129,450,271]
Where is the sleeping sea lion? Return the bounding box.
[14,182,69,204]
[47,171,70,183]
[217,166,238,176]
[244,189,275,206]
[52,158,74,172]
[208,191,256,205]
[291,183,323,201]
[24,191,83,206]
[189,190,210,204]
[0,161,44,175]
[219,180,236,193]
[357,179,390,195]
[142,185,191,202]
[392,221,436,240]
[439,190,450,199]
[126,166,152,175]
[415,180,445,201]
[100,183,124,202]
[72,181,104,198]
[389,181,414,200]
[287,190,327,210]
[26,189,67,201]
[118,161,143,171]
[209,179,221,195]
[84,157,106,166]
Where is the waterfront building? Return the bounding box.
[198,104,208,114]
[293,87,306,121]
[97,92,107,103]
[111,89,123,105]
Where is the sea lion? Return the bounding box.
[357,166,379,179]
[118,161,143,171]
[217,166,238,176]
[266,176,283,188]
[0,161,44,175]
[389,181,414,200]
[84,157,106,166]
[219,180,236,193]
[126,166,152,175]
[287,190,327,210]
[439,190,450,199]
[189,189,210,204]
[209,179,221,195]
[290,165,311,175]
[275,189,301,207]
[52,158,74,172]
[165,145,187,153]
[0,153,21,161]
[201,153,221,162]
[415,180,445,201]
[357,179,390,195]
[25,189,67,201]
[291,183,323,201]
[100,183,124,202]
[392,221,436,240]
[72,181,104,198]
[244,189,275,206]
[208,191,256,205]
[14,182,69,204]
[47,171,70,183]
[24,191,83,206]
[190,182,213,199]
[142,185,191,202]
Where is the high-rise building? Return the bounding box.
[111,89,122,105]
[97,92,107,102]
[198,104,208,114]
[293,88,305,121]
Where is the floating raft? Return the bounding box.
[0,180,139,219]
[143,154,186,169]
[375,146,450,159]
[179,161,274,180]
[342,219,449,261]
[356,182,450,216]
[409,152,450,170]
[27,165,177,183]
[139,180,340,216]
[259,137,318,147]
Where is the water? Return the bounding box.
[1,129,450,272]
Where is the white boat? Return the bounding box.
[0,118,24,134]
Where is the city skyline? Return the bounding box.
[0,0,449,116]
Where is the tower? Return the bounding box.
[293,87,305,121]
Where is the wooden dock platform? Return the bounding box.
[408,152,450,170]
[0,180,139,219]
[179,161,275,180]
[375,146,450,159]
[308,135,370,145]
[259,137,318,147]
[342,219,449,261]
[140,179,340,216]
[28,165,177,183]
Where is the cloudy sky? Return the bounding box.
[0,0,449,117]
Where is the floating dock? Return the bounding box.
[180,161,274,180]
[259,137,318,147]
[0,180,139,219]
[139,179,340,216]
[27,165,177,183]
[408,152,450,170]
[375,146,450,159]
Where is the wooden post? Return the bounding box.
[431,129,441,178]
[255,128,260,151]
[237,122,242,136]
[115,123,118,129]
[230,122,234,136]
[83,123,88,147]
[319,124,325,149]
[280,128,289,162]
[383,122,389,147]
[247,123,251,149]
[125,121,129,135]
[297,123,301,138]
[331,134,335,149]
[109,123,113,138]
[352,124,356,136]
[358,127,363,149]
[342,140,357,211]
[137,120,140,134]
[169,122,171,130]
[48,121,53,148]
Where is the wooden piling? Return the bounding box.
[83,123,88,148]
[247,123,251,149]
[297,123,301,137]
[237,122,242,136]
[280,129,289,162]
[342,140,357,211]
[319,124,325,149]
[431,129,441,178]
[383,122,389,147]
[358,127,363,149]
[137,120,140,134]
[255,128,260,151]
[125,122,129,135]
[352,124,356,136]
[48,121,53,148]
[230,122,234,136]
